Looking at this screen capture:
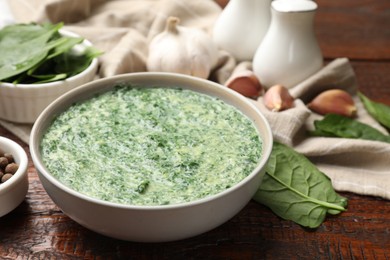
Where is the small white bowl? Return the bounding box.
[0,30,98,124]
[0,136,28,217]
[30,72,273,242]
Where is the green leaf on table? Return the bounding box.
[253,142,348,228]
[310,114,390,143]
[358,91,390,131]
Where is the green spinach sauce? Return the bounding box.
[41,85,263,206]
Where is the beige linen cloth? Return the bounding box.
[3,0,390,200]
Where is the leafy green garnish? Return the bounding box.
[253,142,347,228]
[310,114,390,143]
[358,92,390,131]
[136,180,150,194]
[0,22,102,84]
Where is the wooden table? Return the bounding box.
[1,0,390,258]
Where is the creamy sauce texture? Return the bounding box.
[41,85,263,206]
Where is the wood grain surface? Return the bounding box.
[1,0,390,259]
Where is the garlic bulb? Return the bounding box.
[147,16,218,79]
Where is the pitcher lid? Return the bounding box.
[272,0,317,12]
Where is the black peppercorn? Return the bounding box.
[5,163,18,174]
[0,151,19,185]
[0,157,8,168]
[1,173,13,183]
[3,153,14,163]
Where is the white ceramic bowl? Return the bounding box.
[0,30,98,124]
[0,136,28,217]
[30,72,273,242]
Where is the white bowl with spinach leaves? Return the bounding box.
[29,72,273,242]
[0,23,100,123]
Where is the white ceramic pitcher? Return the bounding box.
[253,0,323,89]
[212,0,272,62]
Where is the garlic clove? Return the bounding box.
[263,84,294,112]
[225,70,263,99]
[307,89,357,117]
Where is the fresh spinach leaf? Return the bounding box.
[47,36,84,59]
[358,92,390,131]
[310,114,390,143]
[24,37,74,75]
[30,73,68,84]
[253,142,347,228]
[0,22,60,47]
[0,24,61,80]
[0,22,101,84]
[52,46,101,76]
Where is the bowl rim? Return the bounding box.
[0,136,28,194]
[30,72,273,211]
[0,29,98,89]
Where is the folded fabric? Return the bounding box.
[5,0,390,200]
[250,59,390,200]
